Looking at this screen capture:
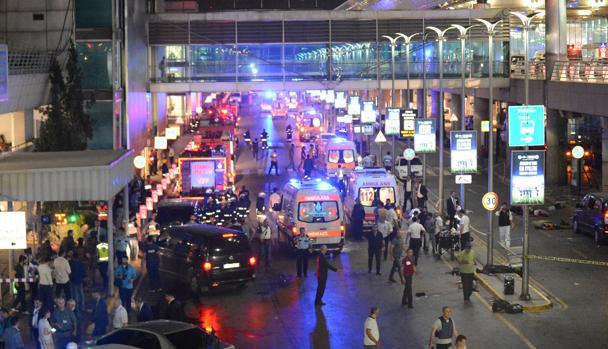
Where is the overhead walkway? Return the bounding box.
[148,9,512,92]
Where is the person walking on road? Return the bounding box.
[363,307,380,348]
[400,249,416,308]
[298,146,306,171]
[294,228,312,278]
[367,226,383,275]
[457,209,471,249]
[351,199,365,241]
[496,203,514,248]
[285,143,296,171]
[388,236,404,283]
[258,219,272,269]
[268,150,279,175]
[456,243,476,303]
[417,179,428,209]
[303,154,314,179]
[252,138,259,161]
[383,151,392,171]
[315,245,338,306]
[429,306,459,349]
[144,236,160,291]
[53,250,71,300]
[407,217,426,265]
[404,175,413,210]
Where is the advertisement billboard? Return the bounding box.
[400,109,416,138]
[335,92,347,109]
[414,118,437,153]
[385,108,401,135]
[361,101,376,123]
[450,131,477,173]
[511,150,545,205]
[347,96,360,115]
[179,158,226,194]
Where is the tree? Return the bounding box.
[35,40,93,151]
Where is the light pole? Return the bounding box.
[426,26,455,216]
[451,24,478,211]
[510,11,545,301]
[475,18,503,267]
[382,35,404,173]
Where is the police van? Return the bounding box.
[316,137,358,178]
[274,179,345,253]
[344,168,400,230]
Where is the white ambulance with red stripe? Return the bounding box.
[344,168,401,230]
[275,179,345,253]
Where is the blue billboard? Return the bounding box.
[450,131,477,173]
[414,118,437,153]
[508,105,545,147]
[511,150,545,205]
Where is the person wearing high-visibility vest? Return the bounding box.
[96,236,110,291]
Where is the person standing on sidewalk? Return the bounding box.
[91,292,108,337]
[363,306,380,348]
[53,250,71,300]
[114,257,136,313]
[388,236,404,283]
[456,243,476,303]
[446,191,459,229]
[429,306,459,349]
[37,309,54,349]
[294,228,311,278]
[400,249,416,308]
[495,203,514,248]
[96,236,109,292]
[37,260,54,310]
[252,138,259,161]
[314,245,338,306]
[403,175,413,211]
[407,217,426,265]
[30,299,42,349]
[258,219,273,269]
[457,209,471,249]
[51,297,76,349]
[68,252,86,312]
[12,255,27,312]
[367,226,383,275]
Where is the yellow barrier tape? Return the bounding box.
[526,254,608,267]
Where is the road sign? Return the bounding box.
[400,109,416,138]
[374,130,387,143]
[0,212,27,249]
[414,118,437,153]
[455,175,472,184]
[508,105,545,147]
[511,150,545,205]
[403,148,416,161]
[481,120,490,133]
[482,192,499,211]
[572,145,584,159]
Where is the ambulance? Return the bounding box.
[344,168,400,230]
[274,179,345,253]
[316,137,358,178]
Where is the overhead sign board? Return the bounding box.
[361,101,376,123]
[347,96,361,116]
[450,131,477,174]
[400,109,416,138]
[335,92,347,109]
[511,150,545,205]
[385,108,401,136]
[455,175,472,184]
[0,212,27,249]
[508,105,545,147]
[414,118,437,153]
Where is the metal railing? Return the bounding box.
[8,51,56,75]
[509,60,546,80]
[551,60,608,84]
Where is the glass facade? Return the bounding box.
[567,17,608,60]
[75,0,112,29]
[77,42,113,90]
[510,23,546,59]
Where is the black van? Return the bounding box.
[158,224,256,293]
[156,199,202,232]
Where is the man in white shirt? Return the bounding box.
[113,298,128,329]
[407,217,426,265]
[364,306,380,348]
[38,260,54,309]
[258,219,273,268]
[457,209,471,250]
[268,188,281,211]
[53,251,71,299]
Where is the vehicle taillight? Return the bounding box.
[202,262,212,271]
[249,256,256,266]
[340,225,345,235]
[222,233,235,238]
[291,226,297,234]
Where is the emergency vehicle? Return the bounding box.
[316,138,358,178]
[274,179,345,253]
[297,111,324,141]
[344,168,400,230]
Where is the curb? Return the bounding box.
[474,272,553,312]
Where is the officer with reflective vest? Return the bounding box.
[203,196,216,224]
[96,236,110,291]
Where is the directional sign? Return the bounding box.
[482,192,499,211]
[374,130,387,143]
[511,150,545,205]
[508,105,545,147]
[455,175,472,184]
[403,148,416,161]
[414,118,436,153]
[572,145,584,159]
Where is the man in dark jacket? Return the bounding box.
[91,292,108,337]
[351,199,365,241]
[136,298,154,322]
[314,245,338,306]
[446,191,459,229]
[303,154,314,178]
[163,292,185,322]
[367,226,383,275]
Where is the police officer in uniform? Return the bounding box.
[294,228,312,278]
[96,236,110,291]
[203,196,215,224]
[143,236,160,292]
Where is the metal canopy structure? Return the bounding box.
[0,150,133,202]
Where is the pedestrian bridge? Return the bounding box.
[148,8,513,92]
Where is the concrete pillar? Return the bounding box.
[602,117,608,192]
[431,90,440,117]
[545,109,568,185]
[474,96,489,146]
[545,0,567,79]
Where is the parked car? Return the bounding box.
[158,224,256,293]
[156,199,203,232]
[94,320,235,349]
[573,193,608,245]
[394,156,423,179]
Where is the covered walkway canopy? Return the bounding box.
[0,149,134,296]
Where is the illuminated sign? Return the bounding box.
[400,109,416,138]
[154,136,167,150]
[414,118,437,153]
[335,92,347,109]
[508,105,545,147]
[301,195,338,202]
[450,131,477,173]
[361,102,376,123]
[348,96,361,115]
[385,108,400,135]
[511,150,545,205]
[166,126,180,140]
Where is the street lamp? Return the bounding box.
[451,24,477,211]
[426,26,455,216]
[510,10,545,301]
[382,35,400,165]
[396,32,422,109]
[475,18,503,268]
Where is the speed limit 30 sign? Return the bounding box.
[482,192,499,211]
